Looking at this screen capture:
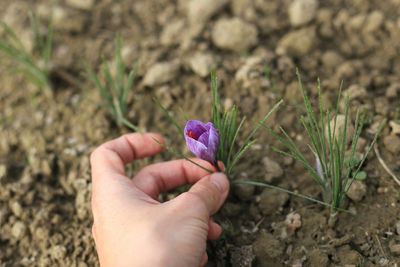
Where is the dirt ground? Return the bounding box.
[1,0,400,266]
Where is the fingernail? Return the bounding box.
[210,172,229,193]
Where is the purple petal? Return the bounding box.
[184,120,207,140]
[206,122,220,160]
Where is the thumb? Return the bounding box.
[185,172,230,216]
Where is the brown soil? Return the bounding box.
[1,0,400,266]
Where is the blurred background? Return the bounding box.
[0,0,400,266]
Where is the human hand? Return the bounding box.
[90,133,230,267]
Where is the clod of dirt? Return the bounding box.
[253,231,284,266]
[337,245,362,265]
[11,221,27,240]
[188,52,216,77]
[187,0,229,25]
[160,19,185,46]
[383,134,400,154]
[143,61,180,87]
[386,83,400,99]
[38,5,85,32]
[50,245,67,260]
[321,50,344,69]
[0,164,6,180]
[233,181,255,201]
[229,245,255,267]
[308,249,329,267]
[212,18,258,52]
[288,0,318,27]
[389,121,400,135]
[344,84,368,100]
[390,241,400,256]
[325,114,355,143]
[346,181,367,202]
[235,56,268,89]
[9,200,22,218]
[258,189,289,215]
[262,157,283,183]
[65,0,94,10]
[363,11,384,33]
[276,27,316,57]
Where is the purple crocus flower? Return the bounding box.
[184,120,220,164]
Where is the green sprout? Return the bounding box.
[87,36,138,131]
[210,70,283,175]
[265,69,385,222]
[0,13,53,90]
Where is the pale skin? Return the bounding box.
[90,133,230,267]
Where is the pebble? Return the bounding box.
[284,212,302,231]
[363,11,384,33]
[383,134,400,154]
[0,164,6,180]
[259,189,289,215]
[212,18,258,52]
[326,114,355,143]
[9,200,23,217]
[11,221,27,240]
[187,0,229,25]
[143,61,180,87]
[276,27,316,57]
[160,19,185,46]
[234,181,256,201]
[308,249,329,267]
[51,245,67,260]
[344,84,368,100]
[321,50,344,69]
[386,83,400,99]
[346,181,367,202]
[389,243,400,256]
[288,0,318,27]
[262,157,283,183]
[188,52,216,77]
[235,56,265,89]
[65,0,94,10]
[253,231,283,262]
[389,121,400,135]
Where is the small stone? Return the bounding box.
[326,115,355,143]
[383,134,400,154]
[235,56,265,89]
[188,52,215,77]
[212,18,258,52]
[187,0,229,25]
[395,221,400,235]
[66,0,94,10]
[288,0,318,27]
[321,50,344,69]
[344,84,368,100]
[392,121,400,135]
[11,221,27,240]
[363,11,384,33]
[234,181,255,201]
[346,181,367,202]
[0,164,6,180]
[229,245,255,267]
[259,189,289,215]
[51,245,67,260]
[143,61,180,87]
[9,201,22,217]
[390,242,400,256]
[284,212,302,231]
[262,157,283,183]
[308,249,329,267]
[386,83,400,99]
[160,19,185,46]
[276,27,316,57]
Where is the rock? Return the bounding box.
[395,221,400,235]
[229,245,255,267]
[284,212,302,231]
[288,0,318,27]
[235,56,266,89]
[308,249,329,267]
[212,18,258,52]
[11,221,27,240]
[386,83,400,99]
[233,177,256,201]
[253,231,283,265]
[383,134,400,154]
[389,121,400,135]
[390,243,400,256]
[188,52,215,77]
[160,19,185,46]
[0,164,6,180]
[66,0,94,10]
[9,201,22,217]
[276,27,316,57]
[363,11,384,33]
[326,115,355,143]
[321,50,344,69]
[346,181,367,202]
[51,245,67,260]
[337,246,362,265]
[143,61,180,87]
[344,84,368,100]
[262,157,283,183]
[187,0,229,25]
[259,189,289,215]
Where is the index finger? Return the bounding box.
[90,133,165,180]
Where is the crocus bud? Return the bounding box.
[184,120,220,164]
